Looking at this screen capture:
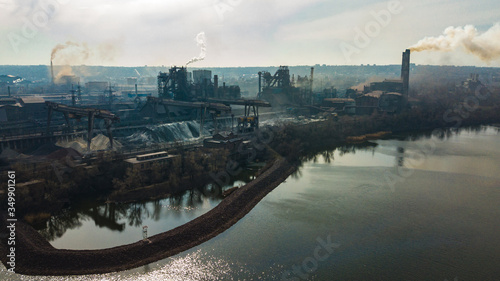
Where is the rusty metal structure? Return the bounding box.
[158,67,240,102]
[258,66,314,106]
[145,96,231,135]
[200,98,271,133]
[158,67,191,101]
[45,101,120,152]
[259,66,292,92]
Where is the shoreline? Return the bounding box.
[0,157,295,276]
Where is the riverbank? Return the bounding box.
[0,157,295,276]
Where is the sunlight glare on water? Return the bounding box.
[0,250,236,281]
[1,126,499,280]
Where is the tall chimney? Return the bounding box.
[71,84,76,106]
[214,75,219,98]
[258,72,262,98]
[310,67,315,105]
[401,49,410,98]
[51,60,55,85]
[310,67,314,94]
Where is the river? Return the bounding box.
[2,126,499,280]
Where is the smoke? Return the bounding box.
[54,65,75,82]
[351,77,384,91]
[50,41,89,83]
[409,23,500,62]
[51,41,90,62]
[186,32,206,66]
[50,40,121,82]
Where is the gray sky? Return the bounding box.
[1,0,500,67]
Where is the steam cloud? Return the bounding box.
[409,23,500,62]
[186,32,206,66]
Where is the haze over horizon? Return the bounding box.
[1,0,500,68]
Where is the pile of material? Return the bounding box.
[57,134,123,153]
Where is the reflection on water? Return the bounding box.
[2,126,500,280]
[36,166,258,249]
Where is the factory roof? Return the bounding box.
[0,75,23,83]
[323,98,355,103]
[124,152,178,165]
[365,91,402,98]
[385,92,403,96]
[382,79,403,83]
[0,98,18,105]
[0,103,22,108]
[20,96,46,104]
[365,91,384,98]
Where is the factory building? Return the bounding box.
[321,98,356,115]
[124,151,178,171]
[19,97,46,120]
[0,75,23,84]
[85,82,109,93]
[0,97,46,122]
[193,70,212,85]
[460,73,482,93]
[56,75,80,86]
[157,67,240,101]
[0,98,23,122]
[126,77,138,85]
[364,79,403,94]
[354,49,411,114]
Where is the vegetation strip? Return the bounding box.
[0,157,295,276]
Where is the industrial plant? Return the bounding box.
[2,47,495,161]
[2,42,500,279]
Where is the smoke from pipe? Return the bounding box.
[186,32,206,66]
[51,41,90,61]
[409,23,500,62]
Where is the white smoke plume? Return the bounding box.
[409,23,500,62]
[186,32,206,66]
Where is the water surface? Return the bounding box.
[2,126,499,280]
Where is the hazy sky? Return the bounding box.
[1,0,500,67]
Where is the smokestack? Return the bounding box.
[401,49,410,98]
[7,86,11,97]
[258,72,262,98]
[71,84,76,106]
[214,75,219,98]
[77,83,81,101]
[51,60,55,85]
[310,67,314,93]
